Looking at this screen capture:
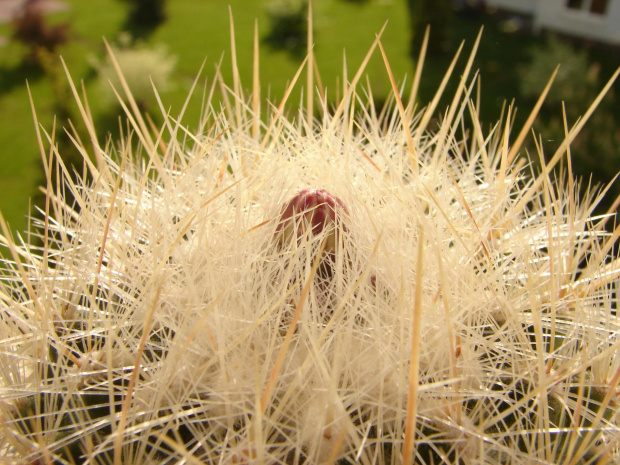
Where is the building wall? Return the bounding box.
[535,0,620,45]
[484,0,620,46]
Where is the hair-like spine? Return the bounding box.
[1,5,620,465]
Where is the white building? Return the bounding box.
[485,0,620,46]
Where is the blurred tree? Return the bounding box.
[408,0,454,56]
[12,0,69,66]
[90,35,177,111]
[122,0,167,36]
[264,0,308,57]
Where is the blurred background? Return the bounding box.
[0,0,619,242]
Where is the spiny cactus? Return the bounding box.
[1,8,620,465]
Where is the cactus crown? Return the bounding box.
[1,6,620,465]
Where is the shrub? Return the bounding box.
[408,0,454,55]
[519,35,620,217]
[123,0,167,29]
[90,36,177,110]
[264,0,308,57]
[12,1,69,65]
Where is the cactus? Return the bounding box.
[1,8,620,465]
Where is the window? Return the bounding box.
[590,0,608,14]
[566,0,608,14]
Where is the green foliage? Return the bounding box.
[90,36,177,110]
[519,35,598,107]
[264,0,308,57]
[519,35,620,215]
[11,2,69,66]
[408,0,454,55]
[123,0,167,30]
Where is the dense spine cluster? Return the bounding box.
[1,12,620,465]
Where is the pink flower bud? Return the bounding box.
[275,189,349,278]
[276,189,348,249]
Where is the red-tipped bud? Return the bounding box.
[275,189,349,255]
